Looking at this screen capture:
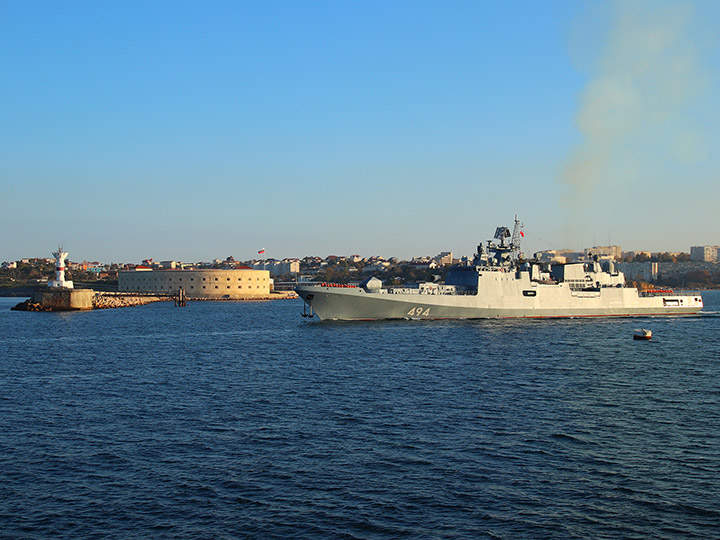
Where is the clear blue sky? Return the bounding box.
[2,0,718,263]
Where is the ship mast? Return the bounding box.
[510,214,524,261]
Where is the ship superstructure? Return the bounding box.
[296,218,703,320]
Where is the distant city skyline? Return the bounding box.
[6,242,717,268]
[2,1,719,263]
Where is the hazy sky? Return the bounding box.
[2,0,718,263]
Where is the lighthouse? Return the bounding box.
[48,246,74,289]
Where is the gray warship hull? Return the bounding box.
[296,218,703,321]
[295,282,703,321]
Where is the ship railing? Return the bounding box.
[386,288,476,296]
[639,289,701,297]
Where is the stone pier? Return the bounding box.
[32,288,94,310]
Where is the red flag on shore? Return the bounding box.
[258,248,265,254]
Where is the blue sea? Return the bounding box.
[1,293,719,539]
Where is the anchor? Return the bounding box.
[302,295,315,318]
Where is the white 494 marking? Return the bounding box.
[407,307,430,317]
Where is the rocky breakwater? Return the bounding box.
[93,292,169,309]
[11,291,169,311]
[11,299,46,312]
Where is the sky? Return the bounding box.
[1,0,719,263]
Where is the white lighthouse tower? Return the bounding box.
[48,246,74,289]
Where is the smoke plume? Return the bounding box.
[560,0,709,220]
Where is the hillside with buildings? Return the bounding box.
[3,244,720,295]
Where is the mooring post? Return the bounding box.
[176,287,187,307]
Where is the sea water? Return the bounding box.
[1,293,719,539]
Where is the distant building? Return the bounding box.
[616,262,658,282]
[585,245,622,260]
[435,252,453,266]
[251,259,300,276]
[535,250,579,264]
[690,246,719,262]
[656,261,720,280]
[118,269,271,298]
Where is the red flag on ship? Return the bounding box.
[258,248,265,254]
[520,231,524,237]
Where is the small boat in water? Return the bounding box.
[633,329,652,340]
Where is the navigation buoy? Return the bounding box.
[633,329,652,340]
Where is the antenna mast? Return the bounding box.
[510,214,524,260]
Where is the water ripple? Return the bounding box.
[1,294,719,539]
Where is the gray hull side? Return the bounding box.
[296,286,702,320]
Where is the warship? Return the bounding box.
[295,217,704,320]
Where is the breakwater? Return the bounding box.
[10,289,297,311]
[11,291,167,311]
[92,292,168,309]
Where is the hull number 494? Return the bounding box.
[407,307,430,317]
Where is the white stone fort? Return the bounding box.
[118,268,271,299]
